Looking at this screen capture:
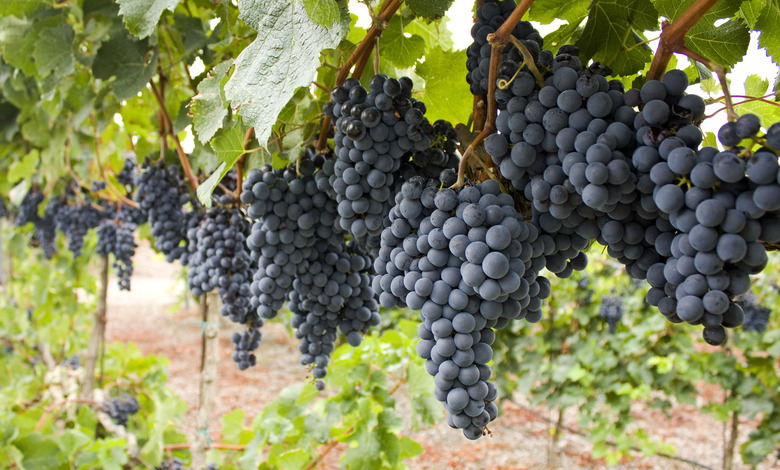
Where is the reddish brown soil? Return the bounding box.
[104,243,779,470]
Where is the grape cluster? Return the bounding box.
[290,238,378,379]
[135,160,192,262]
[55,196,103,258]
[185,200,257,367]
[642,112,779,344]
[15,188,59,258]
[374,178,550,439]
[154,458,183,470]
[323,74,443,256]
[115,155,137,187]
[466,0,543,96]
[737,294,771,333]
[231,329,261,370]
[96,220,137,290]
[242,153,341,321]
[480,38,780,345]
[599,296,623,333]
[102,394,140,427]
[241,151,379,374]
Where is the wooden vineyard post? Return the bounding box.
[80,255,109,399]
[191,292,220,469]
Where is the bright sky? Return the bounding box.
[179,1,778,153]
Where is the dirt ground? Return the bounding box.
[104,242,779,470]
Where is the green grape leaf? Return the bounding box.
[378,15,426,69]
[302,0,340,27]
[116,0,178,39]
[542,19,586,55]
[198,120,246,207]
[221,409,246,445]
[224,0,347,150]
[32,23,75,79]
[739,0,766,27]
[8,150,39,183]
[398,436,424,459]
[529,0,590,24]
[686,18,750,68]
[190,60,233,144]
[577,0,659,76]
[271,449,309,470]
[405,16,454,51]
[744,74,769,96]
[0,0,53,17]
[13,434,60,470]
[92,30,158,100]
[405,0,455,19]
[654,0,750,67]
[654,0,745,22]
[415,47,471,126]
[0,16,36,76]
[755,1,780,63]
[610,30,654,77]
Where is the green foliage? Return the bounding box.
[405,0,455,19]
[223,0,347,153]
[190,322,436,470]
[1,0,779,467]
[116,0,178,39]
[493,251,703,462]
[378,16,427,69]
[576,0,658,76]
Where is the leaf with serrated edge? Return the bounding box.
[378,16,426,69]
[32,23,75,79]
[116,0,178,39]
[686,18,749,68]
[577,0,658,76]
[302,0,339,27]
[755,0,780,63]
[745,74,769,96]
[405,0,454,18]
[224,0,347,151]
[92,31,158,100]
[198,122,246,207]
[190,60,233,144]
[529,0,590,24]
[415,47,472,125]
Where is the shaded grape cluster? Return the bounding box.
[185,199,257,367]
[134,160,192,262]
[480,40,777,346]
[102,394,140,427]
[323,74,448,257]
[599,296,623,333]
[96,220,137,291]
[466,0,543,96]
[241,150,379,374]
[290,238,378,379]
[373,177,550,439]
[737,294,771,333]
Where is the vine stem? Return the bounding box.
[34,398,97,432]
[148,80,200,191]
[492,0,535,44]
[163,443,246,451]
[452,0,535,188]
[80,255,109,400]
[471,0,487,132]
[675,45,738,120]
[646,0,720,81]
[191,293,220,470]
[315,0,401,152]
[302,426,355,470]
[234,127,255,201]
